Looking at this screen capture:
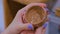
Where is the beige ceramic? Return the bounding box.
[25,6,47,26]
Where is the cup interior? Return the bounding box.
[25,6,47,25]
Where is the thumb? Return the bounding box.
[19,23,34,31]
[35,27,46,34]
[35,23,47,34]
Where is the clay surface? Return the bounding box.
[25,6,47,26]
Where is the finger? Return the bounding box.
[42,29,46,34]
[20,30,34,34]
[19,23,34,31]
[13,12,23,24]
[25,3,47,9]
[24,3,47,12]
[41,22,48,34]
[35,27,46,34]
[35,22,47,34]
[35,27,42,34]
[18,3,47,15]
[13,8,26,24]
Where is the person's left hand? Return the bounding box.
[1,3,47,34]
[12,3,47,34]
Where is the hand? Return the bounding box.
[18,3,47,34]
[1,3,47,34]
[21,25,46,34]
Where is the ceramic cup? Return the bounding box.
[23,6,48,27]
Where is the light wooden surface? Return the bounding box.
[3,0,25,28]
[13,0,48,5]
[3,0,13,28]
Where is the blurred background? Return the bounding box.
[0,0,4,34]
[0,0,60,34]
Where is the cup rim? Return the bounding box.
[24,6,47,25]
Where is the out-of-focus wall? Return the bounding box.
[52,0,60,12]
[0,0,4,33]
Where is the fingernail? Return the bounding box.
[28,24,34,30]
[43,23,47,29]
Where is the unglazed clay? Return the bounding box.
[25,6,47,26]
